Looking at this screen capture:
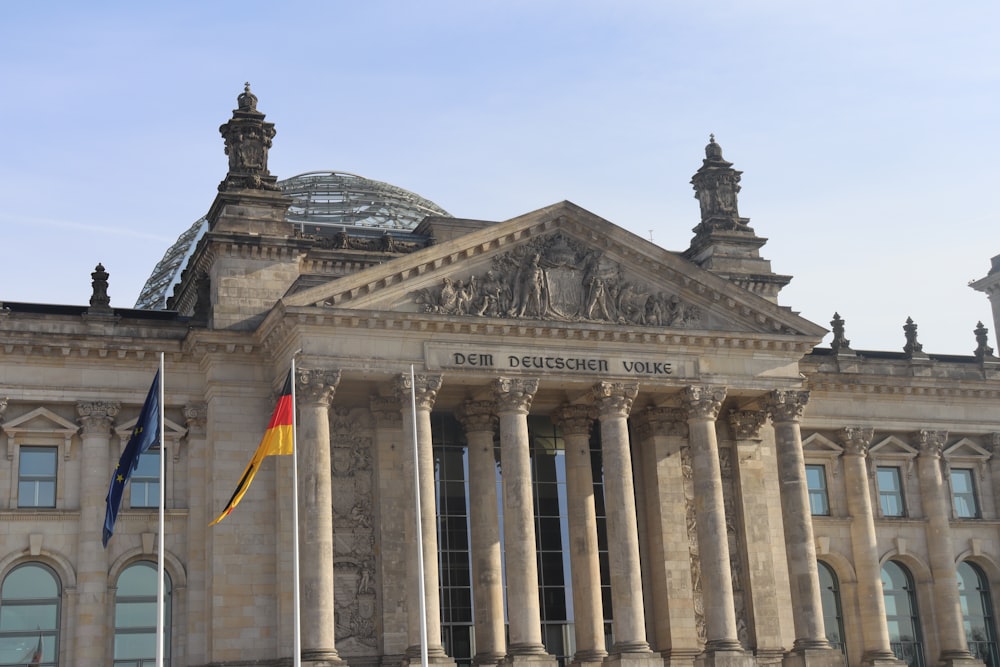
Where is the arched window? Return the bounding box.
[958,561,999,667]
[818,561,846,657]
[114,562,171,667]
[882,561,924,667]
[0,562,60,666]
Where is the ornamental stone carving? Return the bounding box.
[394,373,442,412]
[218,83,280,192]
[296,369,341,406]
[551,404,595,437]
[682,385,726,421]
[592,382,638,418]
[764,389,810,423]
[915,429,948,458]
[492,377,539,414]
[410,232,701,327]
[455,400,498,434]
[681,444,706,642]
[77,401,120,435]
[728,410,766,440]
[839,427,874,456]
[632,406,687,440]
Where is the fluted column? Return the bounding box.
[682,386,743,654]
[493,377,553,663]
[455,401,506,666]
[75,400,120,667]
[396,373,450,662]
[296,368,344,666]
[592,382,654,659]
[915,430,980,667]
[765,390,842,667]
[838,428,901,667]
[551,404,607,666]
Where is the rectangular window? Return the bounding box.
[130,449,161,508]
[806,464,830,516]
[877,466,906,517]
[951,468,980,519]
[18,446,57,508]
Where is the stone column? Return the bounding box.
[396,374,451,663]
[632,407,701,665]
[682,385,745,660]
[838,428,902,667]
[914,430,981,667]
[493,377,554,665]
[592,382,656,664]
[455,400,506,666]
[296,368,344,666]
[764,390,842,667]
[727,409,785,661]
[551,404,607,667]
[75,400,120,667]
[184,403,210,664]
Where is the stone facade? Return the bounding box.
[1,90,999,667]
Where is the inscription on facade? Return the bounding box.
[432,345,694,377]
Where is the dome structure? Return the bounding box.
[135,171,450,310]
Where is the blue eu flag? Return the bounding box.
[103,370,160,547]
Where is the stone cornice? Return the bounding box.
[806,378,1000,400]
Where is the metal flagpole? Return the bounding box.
[291,354,302,667]
[410,365,430,667]
[156,352,166,667]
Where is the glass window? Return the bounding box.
[877,467,906,517]
[0,563,60,666]
[882,561,924,667]
[806,464,830,516]
[818,561,846,655]
[130,449,161,509]
[18,447,57,508]
[958,561,999,667]
[114,562,171,667]
[951,469,980,519]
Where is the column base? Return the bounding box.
[661,648,701,667]
[475,652,508,667]
[570,648,608,667]
[858,655,907,667]
[503,648,558,667]
[695,648,754,667]
[301,648,348,667]
[403,652,455,667]
[937,653,985,667]
[605,648,663,667]
[782,647,845,667]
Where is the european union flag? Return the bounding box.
[103,370,160,547]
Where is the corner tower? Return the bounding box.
[685,136,791,303]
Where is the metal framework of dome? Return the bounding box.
[134,171,451,310]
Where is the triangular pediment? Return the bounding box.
[869,436,918,458]
[944,438,992,461]
[803,433,844,455]
[2,407,78,437]
[284,201,825,339]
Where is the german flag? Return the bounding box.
[210,371,294,526]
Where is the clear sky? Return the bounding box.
[1,1,997,355]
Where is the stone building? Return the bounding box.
[1,86,999,667]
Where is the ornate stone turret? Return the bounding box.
[970,254,1000,351]
[903,317,927,358]
[218,83,280,193]
[87,263,112,314]
[684,136,791,303]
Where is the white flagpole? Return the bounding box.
[410,365,430,667]
[156,352,166,667]
[291,354,302,667]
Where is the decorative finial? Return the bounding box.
[219,83,279,191]
[237,82,259,113]
[830,312,851,354]
[974,321,995,360]
[903,317,923,356]
[709,133,715,143]
[88,263,112,314]
[692,134,746,231]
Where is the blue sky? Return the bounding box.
[1,1,997,354]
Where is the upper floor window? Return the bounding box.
[0,562,61,666]
[130,449,161,509]
[951,469,980,519]
[18,447,57,509]
[877,466,906,517]
[806,464,830,516]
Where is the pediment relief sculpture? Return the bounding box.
[410,232,701,327]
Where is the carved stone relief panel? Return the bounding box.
[681,444,706,644]
[410,232,701,327]
[719,445,750,648]
[330,407,378,652]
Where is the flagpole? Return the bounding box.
[156,352,166,667]
[410,365,430,667]
[291,353,302,667]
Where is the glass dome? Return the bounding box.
[135,171,450,310]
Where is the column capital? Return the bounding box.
[839,426,875,456]
[551,404,595,437]
[915,429,948,458]
[763,389,810,423]
[370,395,403,429]
[76,401,120,435]
[296,368,342,407]
[682,385,727,421]
[728,409,767,440]
[456,400,498,434]
[631,406,688,440]
[395,373,442,411]
[592,382,638,419]
[492,377,539,415]
[184,402,207,437]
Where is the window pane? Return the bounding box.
[115,562,171,664]
[17,448,57,509]
[951,469,979,519]
[18,449,56,475]
[1,564,59,599]
[0,564,60,666]
[806,465,829,516]
[878,467,905,517]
